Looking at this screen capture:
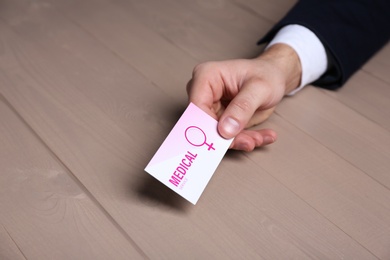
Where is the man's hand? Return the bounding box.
[186,44,302,151]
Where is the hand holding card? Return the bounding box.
[144,103,233,204]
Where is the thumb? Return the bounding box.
[218,81,268,139]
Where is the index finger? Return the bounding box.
[186,65,224,120]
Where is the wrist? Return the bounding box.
[258,43,302,95]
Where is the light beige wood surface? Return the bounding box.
[0,97,144,259]
[0,224,25,260]
[0,0,389,259]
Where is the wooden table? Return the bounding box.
[1,0,389,259]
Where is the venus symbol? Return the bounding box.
[184,126,215,151]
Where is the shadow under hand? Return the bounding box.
[224,149,250,161]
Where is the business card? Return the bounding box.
[145,103,233,204]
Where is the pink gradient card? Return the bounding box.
[144,103,233,204]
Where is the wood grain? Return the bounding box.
[324,71,390,132]
[0,96,144,259]
[0,224,25,260]
[0,0,389,258]
[109,0,272,61]
[0,13,364,259]
[277,86,390,188]
[246,111,390,258]
[231,0,297,23]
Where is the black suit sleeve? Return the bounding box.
[259,0,390,90]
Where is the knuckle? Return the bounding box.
[231,97,254,113]
[193,61,216,75]
[192,63,203,74]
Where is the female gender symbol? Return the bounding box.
[184,126,215,151]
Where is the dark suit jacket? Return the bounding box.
[259,0,390,90]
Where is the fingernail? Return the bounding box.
[263,136,275,145]
[220,117,240,137]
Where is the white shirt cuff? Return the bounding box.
[266,24,328,95]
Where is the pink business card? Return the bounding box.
[145,103,233,204]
